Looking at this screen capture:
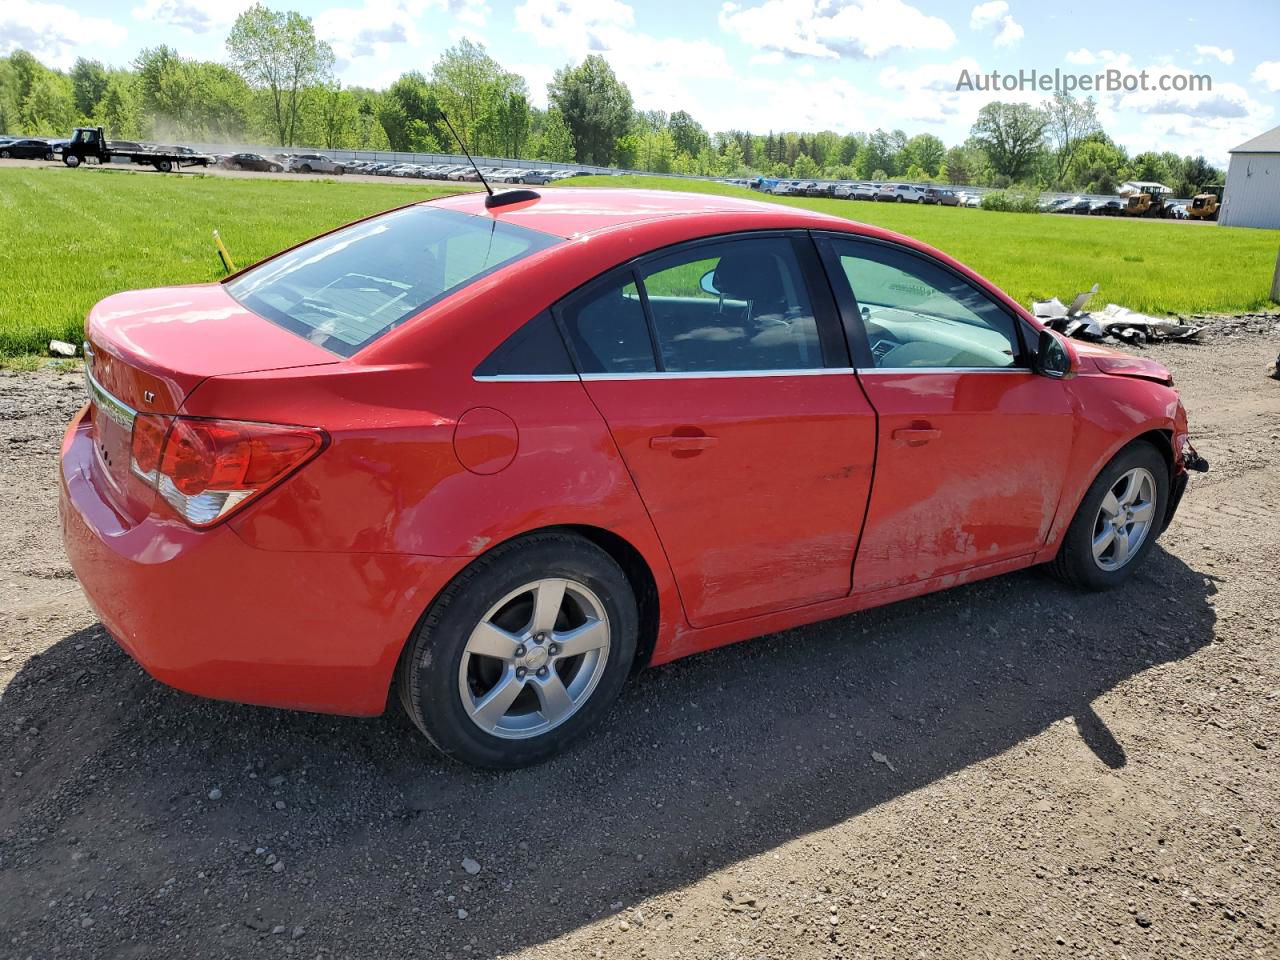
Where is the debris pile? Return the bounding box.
[1032,284,1203,345]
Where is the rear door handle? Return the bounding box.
[892,427,941,445]
[650,435,719,451]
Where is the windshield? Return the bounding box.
[227,206,560,357]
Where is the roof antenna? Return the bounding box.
[441,112,540,210]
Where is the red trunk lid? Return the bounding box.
[82,283,337,523]
[85,283,337,412]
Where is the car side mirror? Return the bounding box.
[699,270,719,296]
[1035,329,1072,378]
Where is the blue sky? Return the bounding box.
[4,0,1278,162]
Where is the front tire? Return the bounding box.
[398,533,638,768]
[1049,441,1168,590]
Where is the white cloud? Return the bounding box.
[316,0,489,77]
[0,0,127,69]
[968,1,1005,28]
[718,0,955,60]
[1063,48,1131,69]
[880,57,981,95]
[1253,61,1280,92]
[969,1,1021,48]
[514,0,634,52]
[879,55,1041,128]
[991,16,1022,47]
[707,74,871,133]
[131,0,253,35]
[514,0,734,117]
[1193,45,1233,65]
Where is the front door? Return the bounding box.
[819,235,1075,593]
[558,234,877,627]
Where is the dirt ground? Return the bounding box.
[1,328,1278,960]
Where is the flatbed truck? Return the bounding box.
[58,127,212,173]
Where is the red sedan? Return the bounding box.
[60,188,1202,767]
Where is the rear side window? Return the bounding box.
[474,311,574,377]
[227,206,560,357]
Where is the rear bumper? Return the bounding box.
[59,409,469,716]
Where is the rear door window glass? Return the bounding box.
[227,206,559,357]
[559,277,657,374]
[639,237,823,372]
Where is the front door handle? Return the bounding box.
[892,427,941,445]
[650,434,719,451]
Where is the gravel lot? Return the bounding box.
[2,326,1278,960]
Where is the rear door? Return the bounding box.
[816,234,1075,593]
[559,233,877,628]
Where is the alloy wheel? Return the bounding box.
[458,578,611,740]
[1091,467,1157,571]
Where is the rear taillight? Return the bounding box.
[130,416,326,527]
[131,414,169,483]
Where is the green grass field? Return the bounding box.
[0,167,468,356]
[1,165,1277,357]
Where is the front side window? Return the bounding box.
[227,206,559,357]
[831,239,1023,370]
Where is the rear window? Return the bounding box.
[226,206,560,357]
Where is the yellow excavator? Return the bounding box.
[1187,185,1223,221]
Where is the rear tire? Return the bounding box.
[398,533,638,768]
[1049,441,1168,590]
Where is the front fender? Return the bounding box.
[1035,372,1184,562]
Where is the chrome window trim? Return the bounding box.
[855,366,1030,375]
[472,374,581,383]
[83,352,137,429]
[579,367,856,382]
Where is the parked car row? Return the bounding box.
[339,160,596,183]
[210,152,604,183]
[748,177,980,208]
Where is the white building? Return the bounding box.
[1220,125,1280,229]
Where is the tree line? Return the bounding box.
[0,2,1224,195]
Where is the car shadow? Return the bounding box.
[0,545,1215,958]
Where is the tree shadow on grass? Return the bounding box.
[0,545,1214,958]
